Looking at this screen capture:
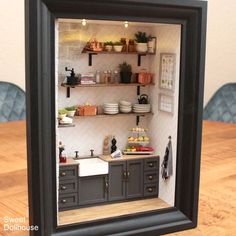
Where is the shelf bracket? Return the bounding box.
[137,54,146,66]
[136,116,140,126]
[88,52,98,66]
[66,87,70,98]
[137,85,140,96]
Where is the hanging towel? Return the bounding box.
[161,136,173,180]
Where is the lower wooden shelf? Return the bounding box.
[74,112,153,119]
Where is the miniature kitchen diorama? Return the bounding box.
[56,19,181,225]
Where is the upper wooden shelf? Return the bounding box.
[81,49,156,56]
[61,83,155,88]
[81,49,156,66]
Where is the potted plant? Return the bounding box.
[65,106,77,117]
[104,41,113,52]
[113,41,123,52]
[135,31,149,53]
[119,62,132,83]
[58,109,67,119]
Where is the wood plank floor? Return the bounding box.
[0,120,236,235]
[59,198,169,225]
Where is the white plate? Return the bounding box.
[104,111,119,114]
[104,103,119,106]
[133,104,151,107]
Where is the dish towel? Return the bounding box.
[161,136,173,180]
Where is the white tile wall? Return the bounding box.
[57,21,181,207]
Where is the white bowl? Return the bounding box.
[120,101,132,106]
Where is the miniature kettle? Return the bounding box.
[138,94,149,104]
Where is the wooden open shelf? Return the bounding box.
[81,49,156,55]
[61,82,155,88]
[74,112,153,119]
[61,82,155,98]
[81,49,156,66]
[58,124,75,128]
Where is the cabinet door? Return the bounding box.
[126,159,144,199]
[108,161,126,202]
[78,175,108,206]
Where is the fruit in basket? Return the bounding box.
[144,136,150,141]
[128,137,134,142]
[131,148,136,152]
[138,136,144,141]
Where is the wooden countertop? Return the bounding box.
[99,154,159,162]
[59,154,159,166]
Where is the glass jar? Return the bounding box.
[113,70,120,83]
[95,70,101,83]
[103,70,108,84]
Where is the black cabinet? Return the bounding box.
[59,157,159,211]
[108,161,126,201]
[109,159,144,201]
[78,175,108,206]
[126,160,144,199]
[59,165,78,211]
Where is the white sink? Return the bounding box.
[75,158,109,177]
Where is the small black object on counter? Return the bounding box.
[111,136,117,154]
[65,67,79,85]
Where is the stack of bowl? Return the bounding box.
[133,104,151,113]
[119,101,132,113]
[103,103,119,114]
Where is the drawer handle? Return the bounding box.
[61,186,67,190]
[60,172,66,177]
[123,171,127,180]
[148,175,153,180]
[148,187,153,192]
[61,199,67,203]
[148,163,154,167]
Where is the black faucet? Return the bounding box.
[90,149,94,157]
[74,151,79,159]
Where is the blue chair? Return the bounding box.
[0,82,26,122]
[203,83,236,123]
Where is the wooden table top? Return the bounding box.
[0,120,236,235]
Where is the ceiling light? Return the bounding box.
[124,21,129,28]
[81,19,87,26]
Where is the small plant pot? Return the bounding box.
[105,45,113,52]
[67,110,76,117]
[120,72,132,83]
[113,45,123,52]
[136,43,148,53]
[58,114,67,119]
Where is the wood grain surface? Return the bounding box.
[0,121,236,235]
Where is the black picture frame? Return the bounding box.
[25,0,207,235]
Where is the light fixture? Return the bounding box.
[81,19,87,26]
[124,21,129,28]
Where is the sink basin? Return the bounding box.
[75,158,109,177]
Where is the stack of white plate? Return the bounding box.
[133,104,151,113]
[119,101,132,113]
[103,103,119,114]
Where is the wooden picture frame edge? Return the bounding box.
[25,0,207,235]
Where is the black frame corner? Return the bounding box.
[25,0,207,235]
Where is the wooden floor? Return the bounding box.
[0,120,236,235]
[59,198,169,225]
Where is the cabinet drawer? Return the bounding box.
[59,179,78,194]
[59,193,78,209]
[144,158,159,171]
[144,183,159,197]
[144,171,159,184]
[59,165,77,180]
